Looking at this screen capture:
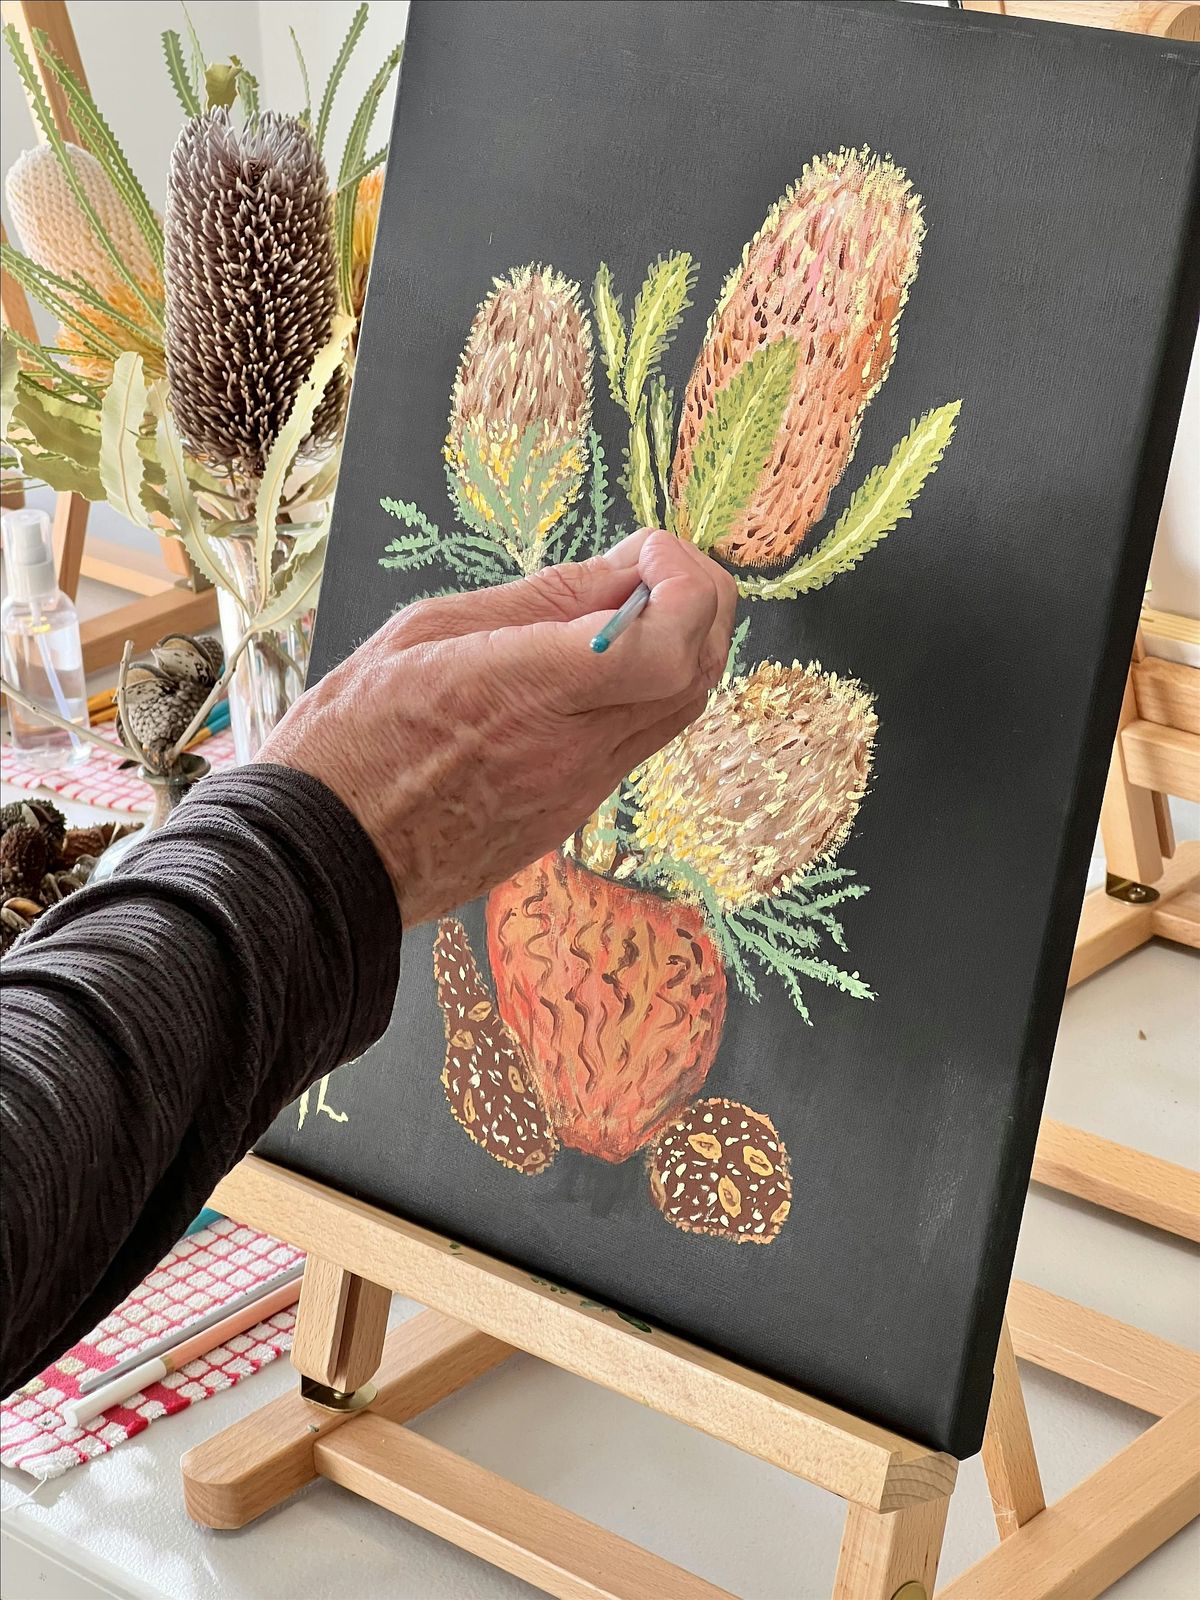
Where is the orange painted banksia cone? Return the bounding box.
[672,149,924,567]
[487,852,727,1163]
[630,661,878,911]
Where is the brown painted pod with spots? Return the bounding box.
[433,918,558,1175]
[648,1098,792,1244]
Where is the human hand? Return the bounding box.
[261,529,737,925]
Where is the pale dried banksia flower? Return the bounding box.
[164,110,343,482]
[630,661,877,910]
[673,149,924,567]
[445,265,593,566]
[5,141,158,294]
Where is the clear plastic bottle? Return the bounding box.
[2,508,90,769]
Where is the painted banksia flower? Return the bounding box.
[673,149,924,567]
[630,662,877,911]
[445,265,593,570]
[164,110,343,482]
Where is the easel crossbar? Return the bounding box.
[210,1156,955,1512]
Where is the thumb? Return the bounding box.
[384,530,652,649]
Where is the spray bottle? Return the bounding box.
[2,508,90,769]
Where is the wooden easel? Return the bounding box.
[0,0,217,672]
[183,4,1200,1594]
[183,1157,1200,1599]
[1034,608,1200,1245]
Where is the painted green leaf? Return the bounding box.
[649,376,675,531]
[738,400,962,601]
[162,30,201,117]
[254,313,352,604]
[99,352,151,528]
[682,339,799,552]
[592,263,627,407]
[623,252,697,413]
[624,398,658,528]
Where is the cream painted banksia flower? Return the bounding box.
[672,149,923,568]
[445,265,593,571]
[630,661,877,911]
[164,110,343,482]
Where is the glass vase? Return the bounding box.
[214,525,317,763]
[89,753,212,883]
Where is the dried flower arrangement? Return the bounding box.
[0,5,400,751]
[0,796,135,953]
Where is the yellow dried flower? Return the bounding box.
[630,660,877,910]
[350,168,384,319]
[57,277,167,379]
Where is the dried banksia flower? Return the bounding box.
[630,661,877,910]
[672,149,923,567]
[445,265,593,568]
[0,823,50,900]
[5,142,159,295]
[164,110,343,482]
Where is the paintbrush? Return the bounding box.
[590,581,651,653]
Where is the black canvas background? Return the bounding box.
[257,1,1200,1456]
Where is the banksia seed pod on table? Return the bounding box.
[445,265,593,565]
[487,851,726,1164]
[5,142,159,295]
[630,661,877,911]
[672,149,924,567]
[164,111,343,482]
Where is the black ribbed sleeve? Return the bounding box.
[0,765,401,1395]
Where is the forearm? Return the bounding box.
[0,765,400,1394]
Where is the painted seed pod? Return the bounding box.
[649,1098,793,1243]
[487,851,727,1164]
[630,660,877,911]
[672,148,924,567]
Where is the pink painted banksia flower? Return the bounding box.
[672,149,924,568]
[445,265,593,570]
[629,661,878,911]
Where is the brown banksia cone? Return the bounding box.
[164,110,343,481]
[672,149,924,567]
[649,1098,792,1245]
[487,852,726,1163]
[445,265,593,567]
[0,824,50,900]
[630,661,877,910]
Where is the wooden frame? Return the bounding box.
[181,1157,1200,1600]
[0,0,217,672]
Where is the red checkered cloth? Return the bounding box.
[0,1219,304,1480]
[1,724,236,814]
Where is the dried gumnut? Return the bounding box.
[648,1098,793,1245]
[434,918,558,1175]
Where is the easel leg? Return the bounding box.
[833,1492,952,1600]
[291,1256,392,1393]
[981,1321,1044,1539]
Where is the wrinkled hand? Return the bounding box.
[261,529,737,925]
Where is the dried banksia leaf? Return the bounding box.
[164,110,343,482]
[445,265,593,569]
[672,149,924,567]
[5,141,158,296]
[630,660,878,911]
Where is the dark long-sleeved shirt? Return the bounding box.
[0,766,401,1395]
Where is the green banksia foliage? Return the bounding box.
[445,265,593,567]
[163,110,343,481]
[630,661,877,911]
[672,149,924,568]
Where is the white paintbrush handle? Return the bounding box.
[62,1356,168,1429]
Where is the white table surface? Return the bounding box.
[3,796,1197,1600]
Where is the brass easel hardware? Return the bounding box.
[1104,872,1160,905]
[891,1585,928,1600]
[300,1377,377,1413]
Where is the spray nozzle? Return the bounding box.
[2,508,58,601]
